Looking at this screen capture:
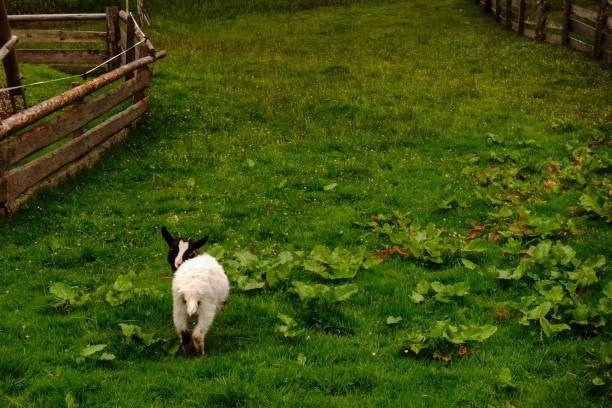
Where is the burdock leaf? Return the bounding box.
[386,316,403,325]
[98,352,116,361]
[410,291,425,304]
[497,367,518,389]
[323,183,338,191]
[80,344,107,357]
[49,282,78,302]
[462,238,488,253]
[333,284,358,302]
[461,258,477,270]
[113,274,134,292]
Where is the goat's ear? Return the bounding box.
[191,235,209,251]
[161,225,174,246]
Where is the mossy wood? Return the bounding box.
[0,6,164,216]
[476,0,611,63]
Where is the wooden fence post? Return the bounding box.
[0,145,8,214]
[125,15,135,81]
[0,0,24,112]
[506,0,512,29]
[593,0,608,58]
[535,0,546,42]
[105,6,120,71]
[133,45,149,102]
[518,0,526,35]
[495,0,502,21]
[561,0,571,45]
[71,82,84,139]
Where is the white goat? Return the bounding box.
[162,226,229,356]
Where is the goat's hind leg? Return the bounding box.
[192,304,216,357]
[173,297,191,354]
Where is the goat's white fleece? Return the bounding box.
[172,254,229,314]
[172,254,229,355]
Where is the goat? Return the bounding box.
[161,226,229,356]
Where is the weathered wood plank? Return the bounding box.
[0,50,165,140]
[605,33,612,49]
[524,28,537,38]
[8,13,106,22]
[0,174,7,203]
[569,18,597,39]
[1,70,152,167]
[49,64,106,76]
[571,4,598,22]
[545,32,563,44]
[545,19,563,30]
[71,82,84,139]
[5,127,131,215]
[0,34,17,61]
[12,29,106,43]
[568,36,594,53]
[8,98,149,200]
[15,49,108,65]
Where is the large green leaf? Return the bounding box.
[80,344,107,357]
[49,282,78,302]
[113,273,135,292]
[235,275,265,291]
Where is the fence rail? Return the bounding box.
[0,6,165,217]
[476,0,612,63]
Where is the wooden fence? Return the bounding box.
[476,0,612,62]
[0,6,165,217]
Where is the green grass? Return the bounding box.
[1,1,611,406]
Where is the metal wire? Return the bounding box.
[0,37,146,93]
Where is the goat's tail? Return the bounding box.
[184,293,199,316]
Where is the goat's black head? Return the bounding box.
[161,225,208,272]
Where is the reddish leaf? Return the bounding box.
[519,245,536,259]
[543,180,557,189]
[464,220,486,241]
[373,246,410,259]
[508,190,521,198]
[458,345,468,356]
[488,231,503,242]
[433,347,452,362]
[546,164,558,173]
[495,309,511,319]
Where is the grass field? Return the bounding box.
[1,1,611,406]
